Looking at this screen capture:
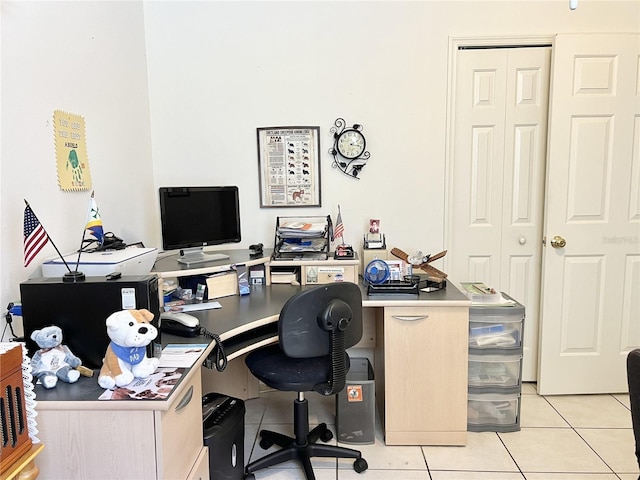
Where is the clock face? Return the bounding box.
[337,130,366,159]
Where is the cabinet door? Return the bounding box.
[186,447,210,480]
[158,373,204,479]
[383,306,468,445]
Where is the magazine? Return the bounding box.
[98,367,184,400]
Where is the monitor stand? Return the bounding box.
[177,247,230,266]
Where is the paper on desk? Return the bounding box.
[98,367,184,400]
[158,344,209,368]
[163,301,222,312]
[470,293,516,306]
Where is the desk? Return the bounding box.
[190,282,470,446]
[33,256,469,478]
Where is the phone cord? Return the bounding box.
[200,328,228,372]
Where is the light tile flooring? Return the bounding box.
[243,383,639,480]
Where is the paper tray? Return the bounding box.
[367,281,419,295]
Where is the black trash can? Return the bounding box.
[336,357,375,444]
[203,393,245,480]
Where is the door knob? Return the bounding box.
[550,235,566,249]
[518,236,527,245]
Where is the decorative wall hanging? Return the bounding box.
[257,126,321,208]
[54,110,92,191]
[328,118,370,179]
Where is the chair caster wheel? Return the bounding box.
[354,457,368,473]
[259,437,273,450]
[320,429,333,442]
[244,474,256,480]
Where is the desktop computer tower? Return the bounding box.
[202,393,245,480]
[20,275,161,369]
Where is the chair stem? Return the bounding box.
[294,396,310,445]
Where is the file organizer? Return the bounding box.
[467,293,524,432]
[273,215,331,260]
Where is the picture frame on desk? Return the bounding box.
[257,126,322,208]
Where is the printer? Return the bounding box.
[41,247,158,277]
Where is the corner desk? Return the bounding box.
[33,251,470,480]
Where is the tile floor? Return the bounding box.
[242,383,639,480]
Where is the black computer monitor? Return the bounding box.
[159,186,241,265]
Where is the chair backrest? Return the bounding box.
[278,282,363,395]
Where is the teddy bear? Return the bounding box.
[30,325,82,389]
[98,308,160,390]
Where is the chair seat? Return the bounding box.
[246,345,348,392]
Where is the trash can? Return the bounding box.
[336,357,375,444]
[203,393,245,480]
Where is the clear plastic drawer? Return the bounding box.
[467,393,520,427]
[468,313,523,349]
[468,354,522,388]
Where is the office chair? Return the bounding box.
[244,282,368,480]
[628,349,640,477]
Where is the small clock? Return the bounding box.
[337,129,366,159]
[328,118,370,179]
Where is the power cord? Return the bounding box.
[199,327,228,372]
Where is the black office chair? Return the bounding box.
[244,282,368,480]
[627,349,640,478]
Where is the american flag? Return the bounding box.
[333,206,344,242]
[24,205,49,267]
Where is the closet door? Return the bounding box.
[538,33,640,394]
[450,46,550,380]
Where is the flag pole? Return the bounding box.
[73,190,93,272]
[24,199,84,282]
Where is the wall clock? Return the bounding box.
[328,118,370,179]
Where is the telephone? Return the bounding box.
[158,312,229,372]
[160,311,200,337]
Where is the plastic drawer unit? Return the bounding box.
[468,293,525,432]
[467,393,521,432]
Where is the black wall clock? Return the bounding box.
[328,118,370,179]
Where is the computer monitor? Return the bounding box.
[159,186,241,265]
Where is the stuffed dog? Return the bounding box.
[98,309,159,389]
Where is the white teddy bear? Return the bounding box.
[30,325,82,389]
[98,309,160,389]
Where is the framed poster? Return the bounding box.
[257,126,321,207]
[54,110,92,191]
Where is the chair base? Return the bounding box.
[245,395,368,480]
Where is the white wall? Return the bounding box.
[2,1,638,338]
[144,0,639,256]
[1,1,153,338]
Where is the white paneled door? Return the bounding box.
[450,45,551,380]
[538,34,640,394]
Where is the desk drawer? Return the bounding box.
[303,265,356,284]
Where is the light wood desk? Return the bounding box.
[154,251,471,446]
[33,253,470,479]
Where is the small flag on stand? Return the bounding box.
[333,205,345,244]
[85,193,104,245]
[23,205,49,267]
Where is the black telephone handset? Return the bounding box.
[159,312,201,337]
[161,319,200,337]
[159,312,229,372]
